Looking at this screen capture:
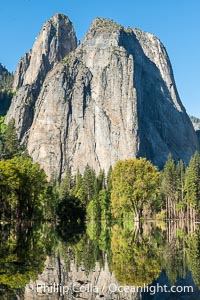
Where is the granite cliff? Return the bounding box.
[6,14,199,179]
[6,13,77,140]
[190,115,200,146]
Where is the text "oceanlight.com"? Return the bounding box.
[35,282,193,296]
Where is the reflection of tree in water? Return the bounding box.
[1,218,200,299]
[110,221,200,290]
[186,226,200,288]
[56,219,86,246]
[56,194,86,245]
[163,221,200,288]
[58,219,200,290]
[177,224,200,287]
[162,221,188,284]
[59,219,112,274]
[110,222,162,286]
[0,221,55,298]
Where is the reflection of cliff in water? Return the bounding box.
[24,255,141,300]
[1,220,200,299]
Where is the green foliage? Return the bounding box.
[61,165,98,206]
[59,167,74,199]
[94,18,124,33]
[111,224,162,285]
[0,116,6,134]
[96,168,106,190]
[161,154,177,219]
[59,219,200,289]
[81,164,97,205]
[106,166,112,191]
[185,151,200,210]
[86,190,111,220]
[62,53,73,65]
[58,165,111,221]
[0,90,13,116]
[161,154,177,199]
[0,64,14,116]
[111,158,160,218]
[0,117,6,157]
[0,157,49,220]
[73,153,200,221]
[160,151,200,220]
[176,159,185,201]
[0,118,22,160]
[1,216,200,297]
[0,64,13,90]
[99,190,111,219]
[56,194,86,224]
[4,119,21,158]
[186,227,200,287]
[0,222,54,291]
[57,153,200,221]
[66,218,112,274]
[87,198,100,220]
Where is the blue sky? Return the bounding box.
[0,0,199,116]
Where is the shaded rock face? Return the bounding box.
[6,16,199,179]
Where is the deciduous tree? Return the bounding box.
[111,158,160,219]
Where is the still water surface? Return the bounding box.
[0,220,200,300]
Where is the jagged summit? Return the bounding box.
[6,14,199,179]
[13,13,77,90]
[48,13,71,22]
[88,18,158,39]
[6,14,77,140]
[90,17,124,30]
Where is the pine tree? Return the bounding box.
[73,170,84,202]
[4,118,20,159]
[96,169,106,191]
[176,160,185,218]
[59,166,74,199]
[82,164,96,205]
[185,151,200,219]
[0,117,6,159]
[161,154,177,219]
[106,166,113,192]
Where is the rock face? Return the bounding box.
[6,16,199,179]
[190,115,200,131]
[13,14,77,90]
[6,13,77,139]
[190,116,200,147]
